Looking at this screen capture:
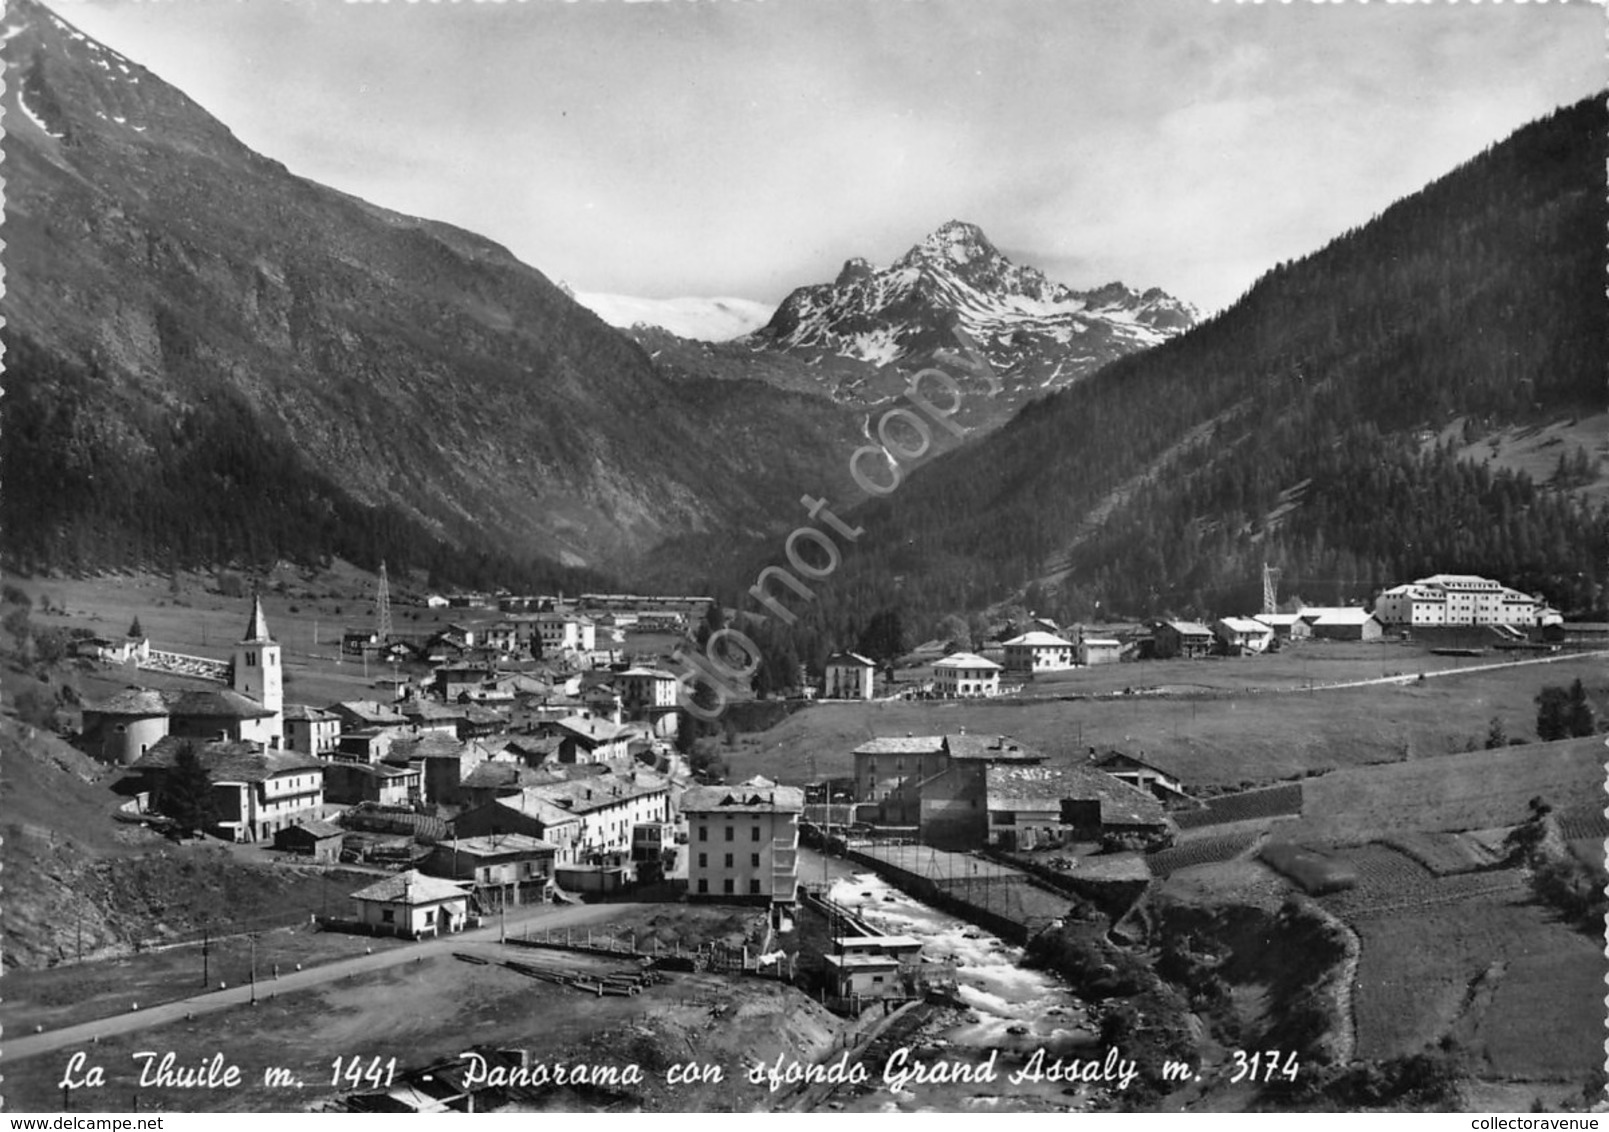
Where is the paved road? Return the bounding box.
[3,902,637,1065]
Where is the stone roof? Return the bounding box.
[332,701,409,726]
[165,688,277,720]
[444,834,557,858]
[350,870,470,906]
[681,776,804,815]
[387,732,469,761]
[944,733,1042,762]
[985,763,1168,828]
[87,687,170,717]
[136,737,323,783]
[283,704,339,722]
[556,714,633,745]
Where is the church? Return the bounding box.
[83,596,286,765]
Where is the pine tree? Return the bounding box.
[1565,678,1596,738]
[163,741,219,837]
[128,615,144,639]
[1535,685,1571,742]
[1483,717,1507,749]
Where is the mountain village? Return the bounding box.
[2,0,1605,1116]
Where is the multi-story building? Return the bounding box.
[931,652,1002,697]
[1001,631,1075,673]
[1374,574,1562,628]
[822,652,877,700]
[682,776,802,908]
[133,736,325,842]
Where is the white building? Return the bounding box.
[682,776,802,906]
[1001,631,1075,673]
[931,652,1002,698]
[349,870,473,939]
[1212,617,1275,655]
[1374,574,1561,628]
[1078,637,1122,666]
[537,612,597,653]
[822,652,876,699]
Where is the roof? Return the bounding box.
[470,789,583,829]
[1215,617,1272,634]
[444,834,557,858]
[944,733,1042,762]
[824,953,903,970]
[618,667,678,680]
[350,870,470,906]
[556,715,633,745]
[165,688,277,720]
[1003,631,1075,648]
[529,771,670,814]
[279,819,344,840]
[387,732,469,761]
[87,687,170,717]
[933,652,1002,671]
[825,652,877,668]
[240,596,274,644]
[681,776,804,815]
[1080,638,1121,647]
[401,701,468,722]
[854,735,946,756]
[333,701,410,726]
[985,763,1168,827]
[1253,613,1305,626]
[460,761,562,791]
[1093,750,1181,779]
[283,704,339,723]
[135,737,324,783]
[1309,609,1378,626]
[1159,621,1213,636]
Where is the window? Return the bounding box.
[425,910,436,926]
[750,853,760,868]
[751,826,760,842]
[698,853,707,868]
[725,826,734,841]
[697,879,708,894]
[699,825,708,841]
[749,878,761,895]
[381,909,395,924]
[724,854,733,868]
[723,878,734,894]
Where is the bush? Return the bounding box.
[2,584,31,608]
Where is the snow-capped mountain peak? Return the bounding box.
[751,222,1198,402]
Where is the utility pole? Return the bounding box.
[249,932,259,1005]
[202,926,210,987]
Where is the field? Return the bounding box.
[1343,891,1603,1079]
[722,661,1609,791]
[3,937,846,1113]
[1272,735,1605,845]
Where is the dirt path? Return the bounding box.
[3,902,635,1064]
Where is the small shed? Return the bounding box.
[273,819,345,862]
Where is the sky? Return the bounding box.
[40,0,1606,314]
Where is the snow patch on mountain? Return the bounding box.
[570,291,776,342]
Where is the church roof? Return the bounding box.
[240,595,274,644]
